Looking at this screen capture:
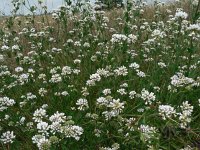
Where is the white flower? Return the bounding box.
[37,122,49,135]
[0,55,4,62]
[83,42,90,48]
[0,131,16,144]
[62,66,72,75]
[97,97,108,106]
[179,101,193,129]
[198,99,200,107]
[111,34,127,43]
[18,73,29,84]
[15,67,24,72]
[12,45,20,51]
[126,118,136,131]
[175,10,188,19]
[26,92,37,100]
[158,62,167,68]
[49,74,62,83]
[89,73,101,82]
[49,122,62,134]
[74,59,81,64]
[1,45,9,51]
[49,111,66,123]
[192,0,199,6]
[136,70,146,78]
[97,68,110,77]
[129,62,140,69]
[60,125,83,141]
[86,73,101,86]
[38,88,47,97]
[128,34,137,43]
[108,99,124,114]
[102,111,116,120]
[111,34,137,44]
[139,125,157,142]
[32,135,51,150]
[170,73,194,87]
[180,145,193,150]
[76,98,89,111]
[129,91,137,99]
[141,89,156,105]
[33,108,47,122]
[0,97,15,112]
[158,105,176,120]
[52,47,62,53]
[100,143,120,150]
[102,89,111,95]
[114,66,128,76]
[117,88,127,95]
[61,91,69,96]
[187,24,200,31]
[151,29,165,38]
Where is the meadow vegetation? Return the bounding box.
[0,0,200,149]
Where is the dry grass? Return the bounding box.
[0,0,194,31]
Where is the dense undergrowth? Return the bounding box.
[0,0,200,149]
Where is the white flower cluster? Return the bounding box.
[111,34,137,44]
[151,29,166,39]
[0,66,11,77]
[97,96,125,120]
[198,99,200,107]
[158,105,176,120]
[32,106,83,149]
[180,145,193,150]
[129,62,146,78]
[129,62,140,70]
[139,124,157,142]
[21,92,37,101]
[175,10,188,19]
[0,131,16,144]
[32,135,51,150]
[97,96,109,107]
[97,68,111,77]
[140,89,156,105]
[117,88,127,95]
[129,91,137,99]
[76,98,89,111]
[108,98,124,114]
[0,97,15,111]
[187,24,200,31]
[33,106,48,123]
[126,117,136,131]
[61,66,72,75]
[170,73,194,88]
[192,0,199,6]
[49,74,62,83]
[100,143,120,150]
[17,73,29,85]
[178,101,193,129]
[114,66,128,76]
[0,54,4,62]
[37,121,49,136]
[60,125,83,141]
[38,88,48,97]
[86,73,101,86]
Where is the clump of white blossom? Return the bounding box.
[178,101,193,129]
[0,131,16,144]
[158,105,176,120]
